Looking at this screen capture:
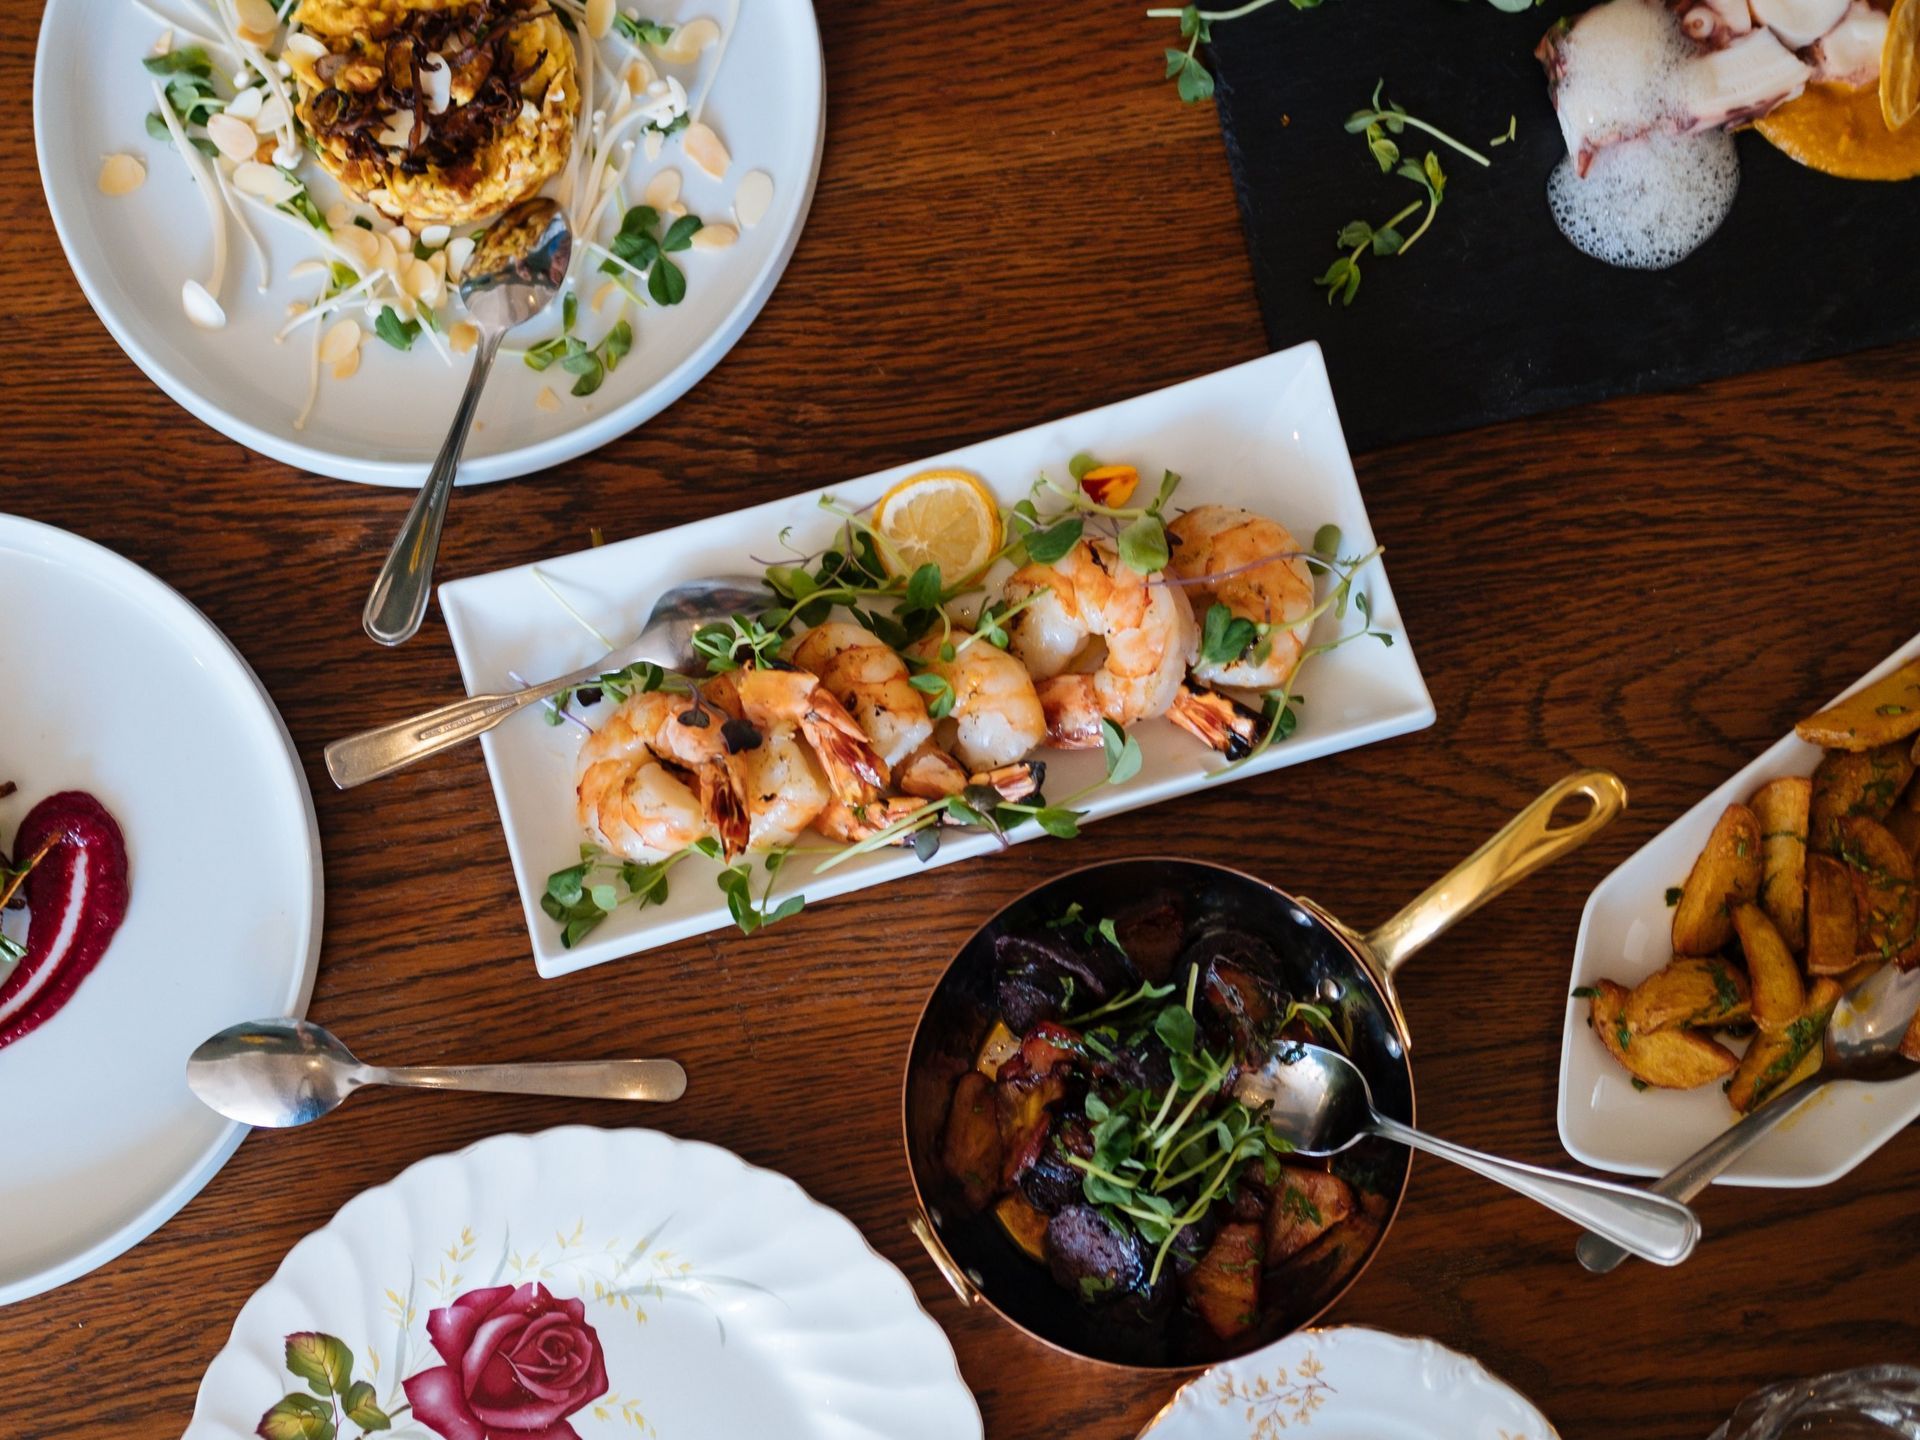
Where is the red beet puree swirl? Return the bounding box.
[0,792,129,1051]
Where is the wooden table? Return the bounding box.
[6,2,1919,1436]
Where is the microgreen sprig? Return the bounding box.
[543,843,691,948]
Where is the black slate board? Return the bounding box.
[1208,0,1920,452]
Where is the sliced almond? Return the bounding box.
[419,223,452,249]
[226,86,266,122]
[376,109,416,149]
[733,169,773,228]
[97,153,146,197]
[666,200,687,218]
[390,225,414,253]
[207,112,261,163]
[450,321,479,354]
[535,385,561,412]
[405,258,442,303]
[586,0,616,39]
[624,57,657,90]
[233,0,280,45]
[681,121,729,179]
[325,202,354,230]
[319,318,363,365]
[289,259,329,279]
[690,222,737,250]
[419,53,452,115]
[254,94,291,133]
[643,168,681,209]
[373,232,402,278]
[332,225,378,269]
[182,279,226,329]
[446,235,475,281]
[232,160,300,203]
[152,28,174,56]
[330,347,362,381]
[367,187,401,217]
[284,33,326,88]
[655,16,720,65]
[643,129,664,162]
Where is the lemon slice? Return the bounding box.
[1886,0,1918,132]
[873,468,1003,582]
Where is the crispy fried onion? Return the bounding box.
[306,0,556,174]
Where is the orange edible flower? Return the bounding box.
[1080,463,1139,508]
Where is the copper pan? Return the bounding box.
[900,769,1627,1370]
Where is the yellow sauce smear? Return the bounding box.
[1754,81,1920,181]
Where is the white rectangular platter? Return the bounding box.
[440,343,1435,977]
[1559,630,1920,1187]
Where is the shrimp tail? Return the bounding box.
[695,762,752,860]
[971,760,1044,803]
[800,690,891,801]
[897,740,972,800]
[814,795,936,845]
[1167,680,1264,760]
[1033,674,1106,750]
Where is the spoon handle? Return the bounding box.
[1369,1113,1699,1266]
[1573,1074,1826,1275]
[363,332,502,648]
[372,1059,687,1103]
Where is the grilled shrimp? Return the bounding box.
[575,689,748,860]
[1001,538,1196,748]
[905,629,1048,771]
[705,665,890,849]
[784,621,934,772]
[1167,505,1316,690]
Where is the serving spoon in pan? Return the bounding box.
[1240,1043,1700,1265]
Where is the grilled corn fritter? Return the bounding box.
[291,0,576,227]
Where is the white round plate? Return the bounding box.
[0,515,321,1306]
[1138,1326,1558,1440]
[33,0,823,486]
[185,1127,982,1440]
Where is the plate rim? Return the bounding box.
[0,513,324,1306]
[1134,1323,1562,1438]
[438,340,1438,976]
[1556,628,1920,1188]
[183,1123,984,1439]
[31,0,826,488]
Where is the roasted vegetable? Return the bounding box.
[1837,816,1920,966]
[1726,978,1841,1113]
[1111,894,1186,985]
[1672,805,1763,955]
[1795,660,1920,751]
[1751,776,1812,950]
[940,1071,1002,1211]
[995,1062,1068,1190]
[1181,1221,1264,1341]
[1805,854,1861,975]
[994,928,1137,1033]
[1589,979,1738,1088]
[1201,955,1278,1054]
[1811,742,1914,851]
[1732,904,1807,1034]
[1264,1167,1354,1265]
[1623,955,1750,1033]
[993,1191,1050,1262]
[1045,1205,1143,1304]
[1887,807,1920,863]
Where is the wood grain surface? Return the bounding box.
[4,1,1919,1437]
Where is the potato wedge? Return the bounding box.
[1836,816,1920,966]
[1732,903,1807,1033]
[1750,776,1811,951]
[1795,659,1920,751]
[1265,1166,1354,1265]
[1587,979,1738,1089]
[1726,978,1841,1113]
[1672,805,1763,955]
[1811,742,1915,852]
[993,1191,1050,1262]
[1623,956,1751,1033]
[941,1071,1003,1211]
[1805,854,1861,975]
[1182,1222,1263,1340]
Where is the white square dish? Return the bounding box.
[1558,631,1920,1187]
[440,343,1435,977]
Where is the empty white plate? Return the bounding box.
[0,515,321,1304]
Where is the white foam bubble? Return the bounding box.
[1547,127,1740,270]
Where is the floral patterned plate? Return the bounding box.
[1137,1326,1558,1440]
[183,1126,980,1440]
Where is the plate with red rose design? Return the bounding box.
[183,1126,980,1440]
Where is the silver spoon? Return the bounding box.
[187,1018,687,1128]
[1237,1042,1700,1266]
[326,573,768,787]
[362,197,573,648]
[1575,961,1920,1274]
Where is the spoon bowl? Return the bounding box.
[187,1018,687,1128]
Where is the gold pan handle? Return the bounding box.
[1364,769,1628,974]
